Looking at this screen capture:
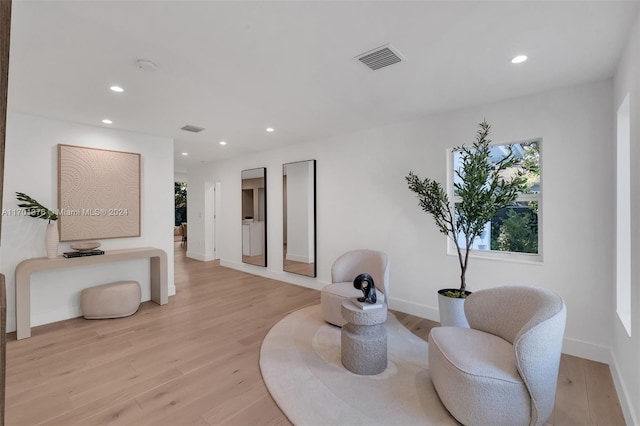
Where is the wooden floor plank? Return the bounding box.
[585,360,626,426]
[69,397,145,426]
[553,354,591,426]
[221,394,292,426]
[201,377,274,425]
[3,242,626,425]
[42,368,185,425]
[133,351,262,425]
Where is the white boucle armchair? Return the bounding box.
[320,249,390,327]
[428,286,567,426]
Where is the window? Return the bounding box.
[616,94,631,336]
[449,139,541,260]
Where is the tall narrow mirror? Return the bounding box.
[283,160,316,277]
[241,167,267,267]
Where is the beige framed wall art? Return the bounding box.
[58,144,141,242]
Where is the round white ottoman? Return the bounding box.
[80,280,141,319]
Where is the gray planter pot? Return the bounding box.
[437,289,471,328]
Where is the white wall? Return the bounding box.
[612,8,640,425]
[189,79,614,363]
[1,112,175,332]
[174,172,188,183]
[185,177,215,261]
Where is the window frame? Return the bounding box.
[446,137,543,264]
[616,94,631,337]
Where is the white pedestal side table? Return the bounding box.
[340,299,387,375]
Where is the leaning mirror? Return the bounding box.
[241,167,267,267]
[283,160,316,277]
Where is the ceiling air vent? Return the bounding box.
[355,44,406,71]
[180,125,205,133]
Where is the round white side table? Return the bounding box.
[340,299,388,375]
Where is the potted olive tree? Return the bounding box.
[406,120,526,326]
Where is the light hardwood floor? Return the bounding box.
[282,246,315,277]
[5,244,625,425]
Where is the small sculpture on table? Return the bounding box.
[353,273,377,304]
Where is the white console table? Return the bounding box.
[15,247,168,340]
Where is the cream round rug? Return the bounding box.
[259,304,457,425]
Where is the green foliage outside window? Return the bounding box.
[490,141,540,254]
[491,208,538,253]
[175,182,187,226]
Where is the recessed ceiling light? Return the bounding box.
[219,141,227,145]
[181,152,189,156]
[110,86,124,93]
[102,119,113,124]
[511,55,528,64]
[266,127,275,132]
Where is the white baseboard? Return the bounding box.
[388,296,440,323]
[168,285,176,296]
[561,337,612,364]
[285,253,314,263]
[220,259,327,292]
[609,351,639,426]
[186,251,215,261]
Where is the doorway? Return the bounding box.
[175,181,187,247]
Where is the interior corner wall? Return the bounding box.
[612,7,640,425]
[189,79,615,365]
[0,112,175,332]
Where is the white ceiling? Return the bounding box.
[7,1,639,173]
